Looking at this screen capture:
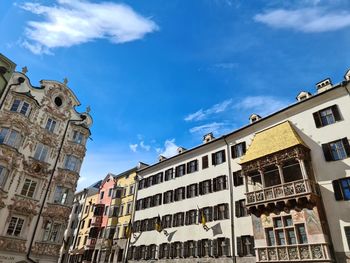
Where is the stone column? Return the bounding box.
[276,163,285,184]
[259,169,265,188]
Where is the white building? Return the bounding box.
[129,69,350,263]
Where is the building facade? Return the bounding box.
[0,60,92,262]
[0,53,16,99]
[128,69,350,263]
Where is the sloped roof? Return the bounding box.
[240,121,308,164]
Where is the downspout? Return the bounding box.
[122,172,141,263]
[223,136,236,263]
[27,116,86,263]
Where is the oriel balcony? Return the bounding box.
[85,237,96,249]
[91,216,102,227]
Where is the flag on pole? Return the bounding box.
[199,207,206,226]
[125,219,133,238]
[155,214,162,232]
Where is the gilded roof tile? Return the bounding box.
[240,121,308,164]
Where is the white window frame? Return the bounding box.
[7,216,25,237]
[20,178,37,198]
[34,143,50,162]
[64,155,81,172]
[43,220,63,243]
[53,186,69,205]
[10,99,31,116]
[72,130,84,144]
[0,128,22,149]
[45,118,57,133]
[0,165,8,188]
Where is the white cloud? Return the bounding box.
[158,139,179,158]
[185,99,233,122]
[129,143,138,152]
[189,122,232,136]
[140,141,151,151]
[234,96,290,116]
[214,62,238,70]
[254,8,350,33]
[19,0,158,54]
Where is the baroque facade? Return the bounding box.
[0,57,92,263]
[128,69,350,263]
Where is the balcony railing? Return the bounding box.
[245,179,319,206]
[257,243,331,262]
[91,216,102,227]
[85,238,96,248]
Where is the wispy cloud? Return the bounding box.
[254,7,350,33]
[184,99,233,122]
[189,122,232,136]
[234,96,290,116]
[19,0,158,54]
[157,139,179,158]
[129,144,138,152]
[140,141,151,151]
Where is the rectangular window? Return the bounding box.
[45,118,57,133]
[10,99,31,116]
[129,185,135,195]
[7,217,24,236]
[202,155,209,169]
[0,128,22,149]
[231,142,246,158]
[199,180,212,195]
[186,184,198,198]
[175,164,186,177]
[64,155,81,172]
[213,175,227,191]
[322,138,350,161]
[21,178,37,198]
[212,150,226,165]
[286,228,296,244]
[53,186,69,204]
[164,168,173,181]
[332,177,350,201]
[276,229,286,245]
[215,203,229,220]
[43,221,62,242]
[34,143,49,162]
[163,190,173,204]
[108,188,113,197]
[296,224,308,244]
[126,203,132,214]
[174,187,185,201]
[266,228,275,246]
[313,105,341,128]
[72,130,84,144]
[100,191,104,200]
[187,160,198,174]
[237,236,255,257]
[0,165,8,188]
[344,226,350,250]
[233,170,244,186]
[235,199,248,218]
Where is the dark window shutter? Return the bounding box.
[214,205,218,220]
[313,112,322,128]
[196,240,202,257]
[170,191,174,202]
[342,138,350,157]
[209,180,213,193]
[202,155,208,169]
[195,184,198,196]
[212,153,216,165]
[199,182,203,195]
[182,188,186,200]
[237,236,243,257]
[224,175,228,189]
[175,167,179,177]
[195,160,198,171]
[233,172,238,186]
[186,162,190,174]
[213,239,218,257]
[224,204,229,219]
[322,143,333,161]
[332,180,343,200]
[185,212,189,225]
[213,178,217,192]
[231,145,236,158]
[344,227,350,250]
[209,207,213,221]
[222,150,226,162]
[332,105,341,121]
[174,189,178,202]
[235,201,240,218]
[160,172,164,182]
[186,186,190,198]
[163,193,167,204]
[250,236,255,256]
[242,142,246,154]
[184,241,188,258]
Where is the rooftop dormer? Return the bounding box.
[249,114,261,124]
[315,78,332,94]
[296,91,312,102]
[177,147,186,154]
[158,155,167,162]
[203,132,215,144]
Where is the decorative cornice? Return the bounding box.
[42,203,71,222]
[0,236,26,253]
[32,242,61,257]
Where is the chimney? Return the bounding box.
[177,147,186,154]
[203,132,215,144]
[315,78,332,94]
[249,114,261,124]
[158,155,167,162]
[296,91,312,102]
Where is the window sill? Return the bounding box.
[15,194,39,202]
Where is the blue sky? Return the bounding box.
[1,0,350,189]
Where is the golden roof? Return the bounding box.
[240,121,308,164]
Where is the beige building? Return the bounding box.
[129,69,350,263]
[0,57,92,263]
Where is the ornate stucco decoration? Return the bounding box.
[54,168,79,189]
[42,203,71,222]
[36,130,60,148]
[7,195,39,222]
[0,236,26,253]
[32,242,62,257]
[0,189,8,208]
[0,146,22,169]
[63,142,86,159]
[22,158,51,180]
[0,114,31,136]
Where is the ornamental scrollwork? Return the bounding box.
[0,236,26,253]
[32,242,62,257]
[42,203,71,222]
[7,195,39,222]
[22,158,51,180]
[54,168,79,189]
